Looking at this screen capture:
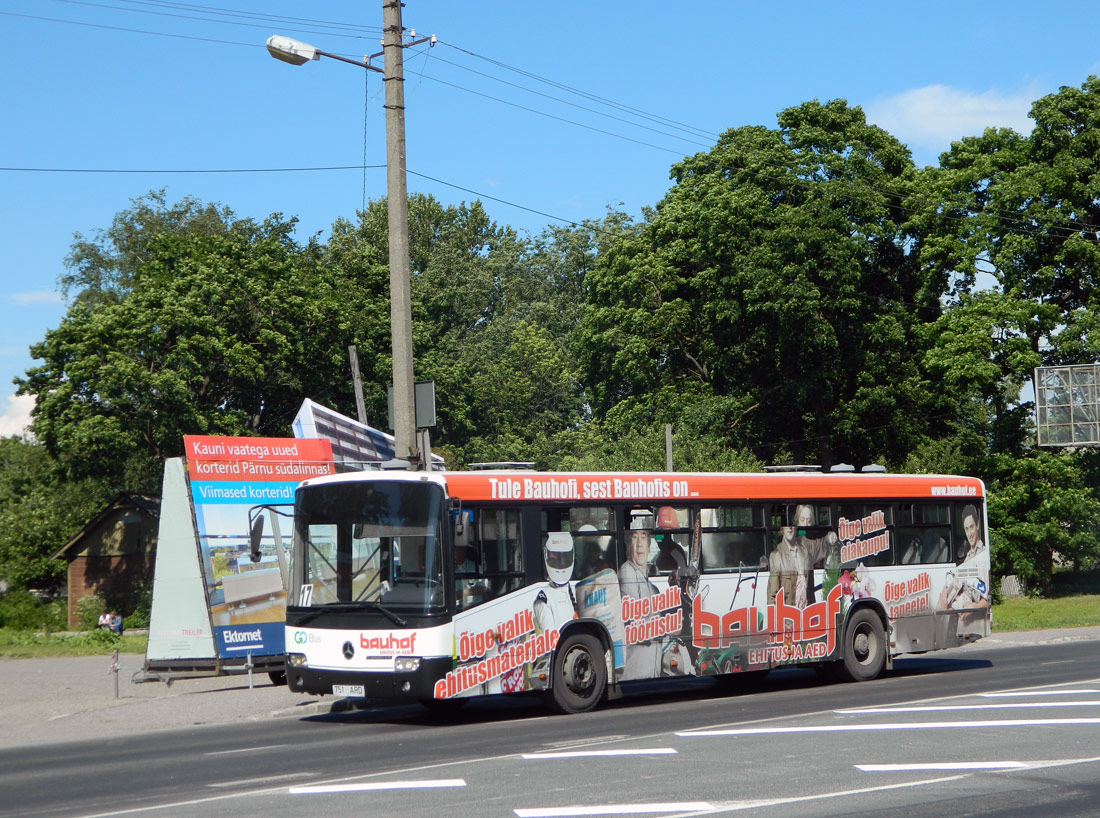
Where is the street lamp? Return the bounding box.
[266,22,430,466]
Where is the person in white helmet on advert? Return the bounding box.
[534,531,579,635]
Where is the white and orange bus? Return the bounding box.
[282,468,990,713]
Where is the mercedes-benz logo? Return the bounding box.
[342,641,354,660]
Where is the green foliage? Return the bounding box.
[993,594,1100,631]
[75,594,106,631]
[19,205,346,489]
[61,189,240,308]
[123,583,152,629]
[0,590,67,631]
[0,437,108,591]
[920,77,1100,461]
[987,450,1100,595]
[581,99,941,469]
[0,629,146,657]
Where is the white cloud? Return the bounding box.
[0,393,35,438]
[865,83,1039,160]
[8,290,64,306]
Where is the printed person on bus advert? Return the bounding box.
[534,531,578,635]
[653,506,698,675]
[617,512,693,680]
[618,516,663,679]
[938,504,990,638]
[767,504,839,609]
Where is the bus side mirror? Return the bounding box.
[453,507,470,547]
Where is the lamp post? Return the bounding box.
[266,10,432,465]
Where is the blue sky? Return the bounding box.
[2,1,1099,437]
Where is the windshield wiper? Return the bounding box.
[293,600,406,628]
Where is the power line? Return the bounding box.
[438,41,718,142]
[102,0,383,35]
[418,71,701,155]
[3,162,1096,249]
[7,9,1097,245]
[423,48,715,149]
[49,0,382,39]
[1,10,265,48]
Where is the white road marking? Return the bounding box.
[290,779,466,794]
[208,773,315,788]
[523,749,678,759]
[837,701,1100,714]
[677,718,1100,736]
[204,744,288,756]
[515,803,713,816]
[981,689,1100,697]
[858,757,1100,773]
[856,762,1028,771]
[516,775,968,817]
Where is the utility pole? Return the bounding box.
[266,7,433,466]
[382,0,417,464]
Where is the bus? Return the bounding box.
[281,468,991,714]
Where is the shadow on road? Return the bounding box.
[300,651,995,728]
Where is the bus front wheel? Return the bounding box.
[547,633,606,714]
[838,608,886,682]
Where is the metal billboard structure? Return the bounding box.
[1034,364,1100,447]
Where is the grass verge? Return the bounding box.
[992,594,1100,632]
[0,630,148,658]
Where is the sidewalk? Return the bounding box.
[2,626,1099,748]
[0,652,341,748]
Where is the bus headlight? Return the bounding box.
[394,656,421,672]
[287,653,308,669]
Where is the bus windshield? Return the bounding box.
[290,479,446,615]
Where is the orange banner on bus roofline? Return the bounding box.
[441,471,984,503]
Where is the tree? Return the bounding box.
[61,189,239,308]
[987,450,1100,595]
[19,212,341,489]
[914,78,1100,593]
[581,99,943,468]
[0,437,108,591]
[921,77,1100,455]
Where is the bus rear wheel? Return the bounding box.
[547,633,606,714]
[838,608,886,682]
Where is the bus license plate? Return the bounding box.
[332,684,365,697]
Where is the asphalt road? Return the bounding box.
[2,628,1100,818]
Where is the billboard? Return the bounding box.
[187,435,334,660]
[1035,364,1100,447]
[145,435,334,670]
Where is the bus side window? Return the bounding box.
[475,508,524,602]
[898,503,952,564]
[700,506,766,570]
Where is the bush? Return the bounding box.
[124,583,152,629]
[80,626,120,648]
[0,590,67,630]
[75,594,106,630]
